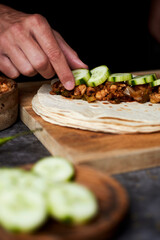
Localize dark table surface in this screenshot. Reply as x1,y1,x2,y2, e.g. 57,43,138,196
0,118,160,240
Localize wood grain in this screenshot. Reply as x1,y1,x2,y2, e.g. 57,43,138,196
0,165,129,240
19,70,160,174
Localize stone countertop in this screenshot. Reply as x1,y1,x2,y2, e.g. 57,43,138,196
0,119,160,240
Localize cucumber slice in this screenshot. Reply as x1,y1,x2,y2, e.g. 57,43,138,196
150,79,160,87
0,169,47,194
18,173,47,194
47,182,98,224
72,69,91,86
128,74,156,86
0,189,47,232
0,168,26,191
108,73,132,82
127,78,146,86
87,65,110,87
32,156,74,183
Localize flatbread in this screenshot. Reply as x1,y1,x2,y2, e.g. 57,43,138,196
32,80,160,134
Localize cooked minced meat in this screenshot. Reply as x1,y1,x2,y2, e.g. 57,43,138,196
149,86,160,103
0,79,12,93
50,80,158,104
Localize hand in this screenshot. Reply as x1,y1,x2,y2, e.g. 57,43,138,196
0,5,88,90
148,0,160,44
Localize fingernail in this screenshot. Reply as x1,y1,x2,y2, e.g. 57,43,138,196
64,80,75,90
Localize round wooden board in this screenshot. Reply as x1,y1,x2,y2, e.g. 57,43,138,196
0,165,129,240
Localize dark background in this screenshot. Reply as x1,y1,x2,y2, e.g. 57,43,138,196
1,3,160,239
1,0,159,79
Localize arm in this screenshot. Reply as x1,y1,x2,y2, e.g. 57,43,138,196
0,4,88,90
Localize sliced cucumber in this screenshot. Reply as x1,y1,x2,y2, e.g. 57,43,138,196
72,69,91,86
0,168,26,191
18,172,47,194
0,168,48,194
87,65,110,87
108,73,132,82
128,74,156,86
0,156,99,232
0,189,47,233
127,78,146,86
47,182,98,224
150,79,160,87
32,156,74,183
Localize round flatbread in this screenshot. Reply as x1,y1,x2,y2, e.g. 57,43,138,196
32,81,160,134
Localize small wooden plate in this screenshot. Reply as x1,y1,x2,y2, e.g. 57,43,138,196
0,77,18,131
0,165,129,240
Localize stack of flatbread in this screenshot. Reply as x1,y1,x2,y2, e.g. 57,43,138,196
32,79,160,134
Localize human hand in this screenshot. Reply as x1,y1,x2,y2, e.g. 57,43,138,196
0,5,87,90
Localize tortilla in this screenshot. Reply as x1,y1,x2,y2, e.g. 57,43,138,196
32,79,160,134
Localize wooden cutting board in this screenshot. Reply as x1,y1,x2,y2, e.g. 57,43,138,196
19,70,160,175
0,165,129,240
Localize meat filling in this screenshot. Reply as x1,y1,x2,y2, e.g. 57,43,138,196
0,78,12,94
150,86,160,103
50,80,159,104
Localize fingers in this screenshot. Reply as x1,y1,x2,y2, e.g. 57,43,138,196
4,43,37,77
1,20,55,79
16,36,55,79
0,55,20,79
0,12,87,90
29,14,76,90
53,30,88,70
